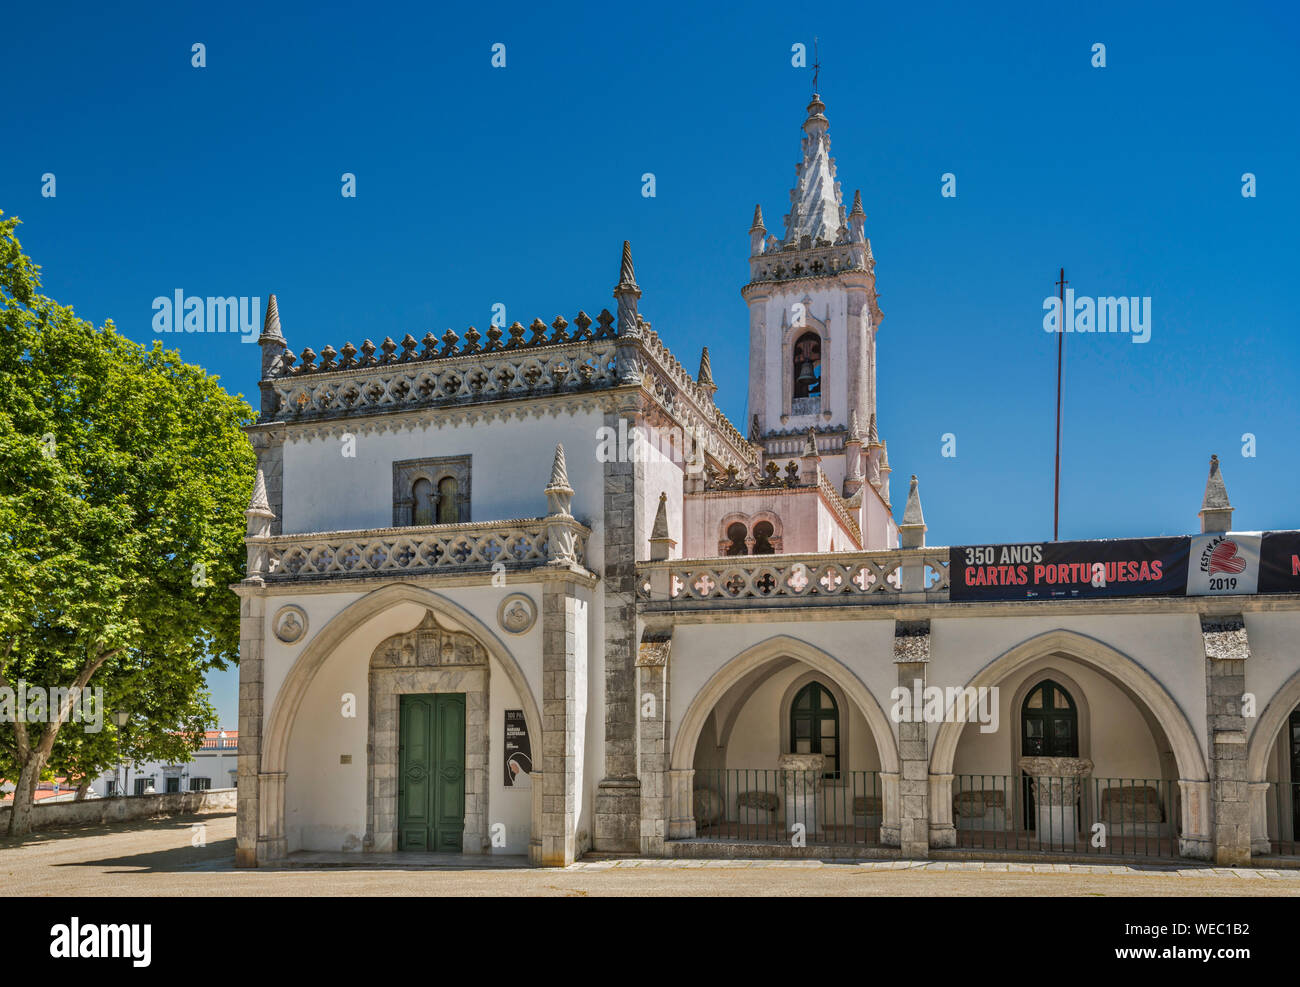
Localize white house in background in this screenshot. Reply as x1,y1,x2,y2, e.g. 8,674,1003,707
233,91,1300,871
92,730,238,797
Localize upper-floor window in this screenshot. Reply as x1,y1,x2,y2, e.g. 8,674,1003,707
393,456,472,526
724,521,748,556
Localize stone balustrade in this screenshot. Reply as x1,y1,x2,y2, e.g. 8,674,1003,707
636,548,950,607
248,517,590,582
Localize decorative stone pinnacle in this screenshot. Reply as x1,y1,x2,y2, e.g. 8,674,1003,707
750,204,766,232
616,240,639,292
879,440,890,470
697,346,715,392
867,412,880,446
1202,454,1231,510
847,409,862,442
247,466,272,516
544,443,574,519
902,474,926,527
651,492,670,540
261,294,282,338
850,190,865,218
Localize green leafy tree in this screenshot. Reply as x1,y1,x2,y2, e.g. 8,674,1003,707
0,213,255,834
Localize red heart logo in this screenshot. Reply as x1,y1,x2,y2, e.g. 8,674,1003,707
1208,540,1247,576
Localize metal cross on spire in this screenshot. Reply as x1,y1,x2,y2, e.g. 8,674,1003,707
812,36,820,93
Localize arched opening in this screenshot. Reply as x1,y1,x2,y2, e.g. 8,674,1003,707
670,636,900,849
792,331,821,401
724,521,748,556
411,478,435,526
436,476,459,524
752,520,776,555
1247,676,1300,857
930,630,1211,860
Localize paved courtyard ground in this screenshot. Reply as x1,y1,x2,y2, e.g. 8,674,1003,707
3,812,1298,896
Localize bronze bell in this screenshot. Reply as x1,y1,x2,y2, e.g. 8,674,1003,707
797,360,816,385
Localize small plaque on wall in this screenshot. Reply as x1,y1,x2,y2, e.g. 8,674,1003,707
504,709,532,789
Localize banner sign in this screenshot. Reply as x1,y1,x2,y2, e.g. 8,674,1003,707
503,709,532,789
949,537,1191,602
1187,533,1261,596
1260,531,1300,595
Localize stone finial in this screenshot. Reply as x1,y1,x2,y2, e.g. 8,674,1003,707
749,413,761,443
1199,454,1234,533
648,492,677,561
902,475,925,526
616,240,639,291
261,294,283,338
244,466,276,576
613,240,642,336
750,204,766,232
800,428,821,486
898,475,926,549
544,443,574,517
866,412,880,447
878,440,892,506
849,190,865,218
847,409,863,443
697,346,717,398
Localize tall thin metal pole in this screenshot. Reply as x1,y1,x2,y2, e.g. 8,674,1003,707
1054,268,1067,541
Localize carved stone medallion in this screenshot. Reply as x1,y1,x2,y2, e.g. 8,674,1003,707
272,605,309,644
497,594,537,635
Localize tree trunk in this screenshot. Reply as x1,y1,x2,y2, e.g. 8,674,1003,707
74,780,92,801
6,754,45,837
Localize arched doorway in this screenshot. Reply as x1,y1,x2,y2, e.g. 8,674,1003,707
1020,679,1079,830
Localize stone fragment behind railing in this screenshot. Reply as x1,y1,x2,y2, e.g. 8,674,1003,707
636,549,950,606
249,518,590,582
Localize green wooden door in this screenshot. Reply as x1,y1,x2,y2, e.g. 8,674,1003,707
398,693,466,851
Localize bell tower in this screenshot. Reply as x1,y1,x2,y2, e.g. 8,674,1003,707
742,93,883,498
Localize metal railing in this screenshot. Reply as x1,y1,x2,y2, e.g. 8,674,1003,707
691,769,883,846
952,774,1180,858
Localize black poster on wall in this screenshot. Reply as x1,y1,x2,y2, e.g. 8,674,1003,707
949,537,1191,602
1259,531,1300,594
503,709,532,789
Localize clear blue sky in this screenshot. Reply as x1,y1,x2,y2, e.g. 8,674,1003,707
5,1,1298,727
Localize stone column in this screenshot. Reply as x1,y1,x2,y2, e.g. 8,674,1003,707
1019,756,1093,847
893,619,932,857
539,574,586,867
928,773,956,848
636,631,671,855
780,752,825,838
1203,614,1251,865
1249,781,1272,856
233,585,266,868
667,769,696,839
594,403,643,851
256,771,287,863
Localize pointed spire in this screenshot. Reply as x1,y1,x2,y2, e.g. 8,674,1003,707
899,474,927,548
245,466,275,570
847,409,862,442
849,190,865,218
879,439,889,470
1201,454,1231,510
750,204,766,233
547,443,572,493
697,346,716,397
1199,454,1234,533
261,294,282,338
651,492,670,541
867,412,880,447
902,475,925,526
248,466,270,514
617,240,638,290
784,93,844,245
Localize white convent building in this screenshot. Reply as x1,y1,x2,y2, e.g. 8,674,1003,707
235,93,1300,869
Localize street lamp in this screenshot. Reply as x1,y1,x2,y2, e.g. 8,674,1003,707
112,710,129,797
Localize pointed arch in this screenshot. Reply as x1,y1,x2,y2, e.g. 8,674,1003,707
928,629,1207,783
262,582,541,775
1248,666,1300,782
671,634,899,775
